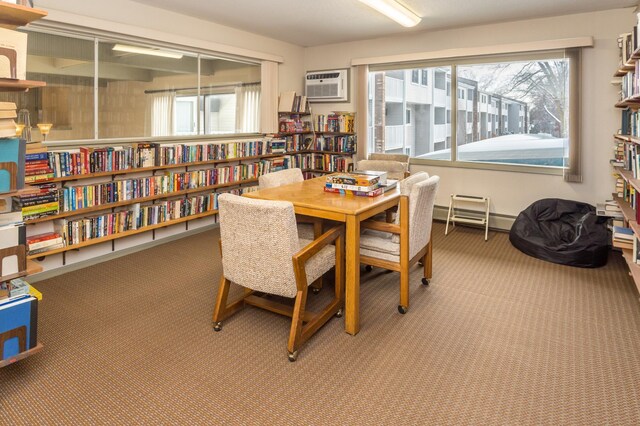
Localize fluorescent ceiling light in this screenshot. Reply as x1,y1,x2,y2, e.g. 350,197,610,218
112,44,183,59
359,0,421,27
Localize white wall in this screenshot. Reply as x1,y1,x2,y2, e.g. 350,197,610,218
304,8,633,217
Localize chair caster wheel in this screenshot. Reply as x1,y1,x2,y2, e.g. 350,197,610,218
335,308,343,318
422,278,430,286
398,305,408,314
288,351,298,362
312,287,321,295
213,322,223,331
365,265,373,272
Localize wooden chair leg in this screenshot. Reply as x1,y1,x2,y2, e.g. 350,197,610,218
287,288,308,360
399,269,409,314
212,276,231,324
424,240,433,280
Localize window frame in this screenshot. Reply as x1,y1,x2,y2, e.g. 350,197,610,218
20,26,264,147
368,49,578,176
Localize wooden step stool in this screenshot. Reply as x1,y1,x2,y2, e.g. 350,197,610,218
445,194,490,241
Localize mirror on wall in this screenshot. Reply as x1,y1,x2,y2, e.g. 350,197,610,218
0,30,262,142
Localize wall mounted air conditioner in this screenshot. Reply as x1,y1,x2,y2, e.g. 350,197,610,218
305,69,349,102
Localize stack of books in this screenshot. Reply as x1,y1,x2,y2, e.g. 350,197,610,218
14,183,59,221
24,150,54,183
596,200,624,220
324,171,386,197
613,225,634,250
0,102,17,138
25,232,64,255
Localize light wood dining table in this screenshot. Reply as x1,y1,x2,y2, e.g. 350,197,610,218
245,176,400,335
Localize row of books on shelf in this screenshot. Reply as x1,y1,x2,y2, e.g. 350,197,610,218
314,135,356,153
55,161,279,213
619,68,640,101
315,113,355,134
14,157,289,221
274,134,358,154
619,142,640,179
57,187,254,246
23,139,283,181
620,108,640,137
278,117,312,134
285,153,354,173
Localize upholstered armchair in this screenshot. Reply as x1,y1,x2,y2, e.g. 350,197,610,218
212,193,344,362
359,173,439,314
258,168,319,240
365,152,411,179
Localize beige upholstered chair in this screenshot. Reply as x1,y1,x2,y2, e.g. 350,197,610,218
258,168,305,189
369,152,410,163
366,153,411,179
356,159,407,181
359,173,439,314
212,193,344,362
258,168,318,241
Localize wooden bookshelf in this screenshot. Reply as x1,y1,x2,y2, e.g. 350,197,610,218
27,209,218,259
614,194,636,222
0,78,46,92
614,166,640,192
24,177,259,224
0,2,47,368
0,343,43,368
30,153,285,184
0,3,47,29
21,142,296,262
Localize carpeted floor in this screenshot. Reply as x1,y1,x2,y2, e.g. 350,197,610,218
1,222,640,425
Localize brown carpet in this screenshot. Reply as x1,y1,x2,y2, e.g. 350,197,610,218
1,223,640,425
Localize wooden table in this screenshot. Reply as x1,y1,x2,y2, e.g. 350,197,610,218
245,176,400,335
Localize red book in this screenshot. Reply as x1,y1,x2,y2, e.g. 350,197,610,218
26,232,61,244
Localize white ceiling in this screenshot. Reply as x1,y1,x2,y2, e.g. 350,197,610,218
132,0,637,47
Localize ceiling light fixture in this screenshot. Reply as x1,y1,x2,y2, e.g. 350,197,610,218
358,0,421,27
112,44,183,59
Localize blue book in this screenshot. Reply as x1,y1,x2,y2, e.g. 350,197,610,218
0,138,25,193
0,296,37,360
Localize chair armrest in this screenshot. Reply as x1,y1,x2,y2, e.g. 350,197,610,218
361,220,400,235
293,224,343,264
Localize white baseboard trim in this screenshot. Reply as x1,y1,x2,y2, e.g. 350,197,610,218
28,223,218,283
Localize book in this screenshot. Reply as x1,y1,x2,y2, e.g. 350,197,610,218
0,102,17,110
323,186,384,197
0,110,17,119
27,242,64,255
278,91,296,112
0,296,38,360
352,170,388,185
613,225,634,241
326,172,379,187
326,182,379,192
28,237,63,251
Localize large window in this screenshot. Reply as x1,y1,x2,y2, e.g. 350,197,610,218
368,67,452,160
367,50,577,171
0,30,261,142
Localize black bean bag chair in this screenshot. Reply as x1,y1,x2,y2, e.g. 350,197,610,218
509,199,609,268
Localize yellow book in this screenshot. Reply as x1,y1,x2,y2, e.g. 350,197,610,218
29,285,43,301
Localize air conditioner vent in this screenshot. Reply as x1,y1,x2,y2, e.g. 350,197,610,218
305,69,348,102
